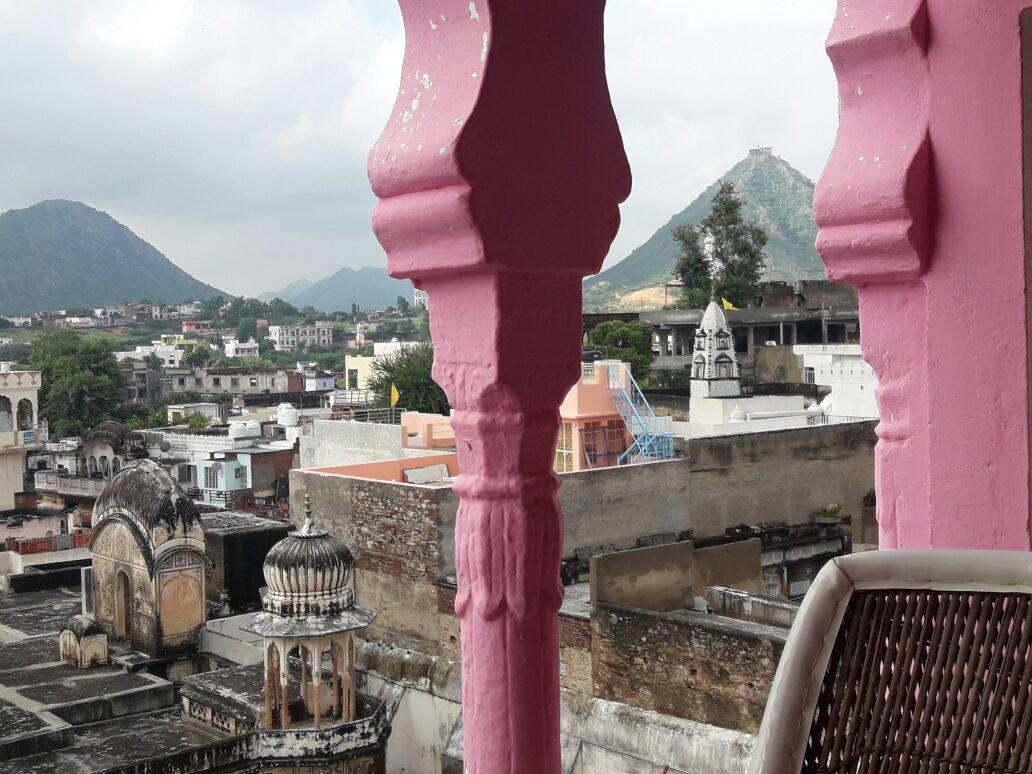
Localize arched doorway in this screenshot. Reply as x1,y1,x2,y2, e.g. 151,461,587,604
114,570,132,640
0,396,11,433
15,399,33,431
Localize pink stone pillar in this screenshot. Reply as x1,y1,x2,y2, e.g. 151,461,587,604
368,3,629,771
815,0,1032,550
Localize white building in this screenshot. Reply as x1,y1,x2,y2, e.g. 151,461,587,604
267,322,334,352
413,288,429,311
114,344,184,369
794,344,880,419
0,364,42,511
5,317,32,328
167,402,224,426
224,338,260,359
373,339,420,358
682,299,810,437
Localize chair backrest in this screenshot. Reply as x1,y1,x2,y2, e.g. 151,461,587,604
749,549,1032,773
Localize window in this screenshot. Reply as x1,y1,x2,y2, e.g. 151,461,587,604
178,377,186,386
692,356,706,379
212,377,221,387
555,422,574,473
194,378,202,387
804,367,816,384
347,370,359,389
204,467,218,489
230,377,239,388
250,377,259,388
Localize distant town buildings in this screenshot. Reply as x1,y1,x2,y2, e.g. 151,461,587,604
795,344,879,419
0,364,42,511
223,337,260,359
267,321,333,352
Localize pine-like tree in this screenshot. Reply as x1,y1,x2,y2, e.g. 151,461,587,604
672,180,767,309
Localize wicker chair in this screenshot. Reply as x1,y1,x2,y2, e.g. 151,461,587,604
749,549,1032,773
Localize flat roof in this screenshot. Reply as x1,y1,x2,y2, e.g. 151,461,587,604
199,511,290,536
640,307,859,326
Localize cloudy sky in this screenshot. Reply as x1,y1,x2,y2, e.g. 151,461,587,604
0,1,838,297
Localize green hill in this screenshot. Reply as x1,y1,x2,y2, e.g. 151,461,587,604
584,150,826,310
0,200,225,315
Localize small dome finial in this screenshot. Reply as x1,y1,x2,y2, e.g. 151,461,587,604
300,492,314,535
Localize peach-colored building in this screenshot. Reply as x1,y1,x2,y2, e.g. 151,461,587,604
401,412,456,450
555,362,631,472
400,362,635,473
312,452,459,484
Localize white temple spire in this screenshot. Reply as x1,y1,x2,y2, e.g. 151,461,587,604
690,297,741,398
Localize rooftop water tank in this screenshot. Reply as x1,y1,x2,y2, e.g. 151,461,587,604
277,403,299,427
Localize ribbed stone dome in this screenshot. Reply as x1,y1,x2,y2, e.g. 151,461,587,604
262,516,355,618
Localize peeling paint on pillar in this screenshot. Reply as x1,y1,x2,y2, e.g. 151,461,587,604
815,0,1032,550
368,1,630,771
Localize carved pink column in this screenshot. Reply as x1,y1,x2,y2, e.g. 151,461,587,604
816,0,1032,550
368,3,629,771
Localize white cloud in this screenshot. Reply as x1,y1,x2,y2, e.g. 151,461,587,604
0,1,837,295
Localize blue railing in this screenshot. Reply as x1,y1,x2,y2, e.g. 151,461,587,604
604,363,675,465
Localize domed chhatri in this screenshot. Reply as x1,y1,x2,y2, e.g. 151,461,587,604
263,517,355,618
243,496,375,731
243,497,374,639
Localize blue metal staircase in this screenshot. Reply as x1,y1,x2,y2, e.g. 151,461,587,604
604,362,675,465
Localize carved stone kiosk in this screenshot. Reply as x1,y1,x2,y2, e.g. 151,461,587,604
243,499,375,730
86,460,208,656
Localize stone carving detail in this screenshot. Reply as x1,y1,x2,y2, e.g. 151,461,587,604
369,2,630,770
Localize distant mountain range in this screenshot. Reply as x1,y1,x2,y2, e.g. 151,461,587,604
0,200,224,315
257,279,313,303
584,150,827,310
260,266,412,313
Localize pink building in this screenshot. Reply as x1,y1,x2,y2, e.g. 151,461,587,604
182,320,214,335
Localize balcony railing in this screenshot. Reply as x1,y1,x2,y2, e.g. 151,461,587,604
34,471,108,497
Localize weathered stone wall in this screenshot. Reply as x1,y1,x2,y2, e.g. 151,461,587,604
591,603,786,733
90,519,157,654
290,470,453,654
686,422,876,537
559,421,874,547
558,615,592,694
299,420,407,468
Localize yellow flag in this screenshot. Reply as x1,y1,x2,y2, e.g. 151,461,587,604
390,383,400,407
721,297,738,311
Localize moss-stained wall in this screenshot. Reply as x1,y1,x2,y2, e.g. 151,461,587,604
591,603,786,733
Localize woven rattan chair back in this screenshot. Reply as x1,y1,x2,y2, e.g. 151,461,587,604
749,550,1032,774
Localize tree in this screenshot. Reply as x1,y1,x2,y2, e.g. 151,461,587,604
588,321,655,380
144,353,162,371
396,296,410,313
29,331,125,437
182,343,214,369
236,317,258,341
185,413,209,430
368,341,449,414
673,180,767,309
